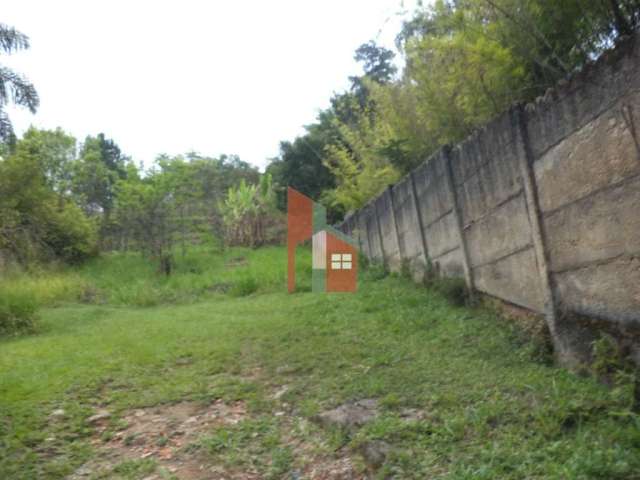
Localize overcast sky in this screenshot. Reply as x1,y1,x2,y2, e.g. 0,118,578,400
3,1,419,170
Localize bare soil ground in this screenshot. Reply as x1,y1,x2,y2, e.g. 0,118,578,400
68,397,363,480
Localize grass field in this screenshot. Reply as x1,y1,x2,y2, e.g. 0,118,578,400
1,246,639,479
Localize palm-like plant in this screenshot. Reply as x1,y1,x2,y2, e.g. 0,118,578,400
220,174,278,247
0,23,38,141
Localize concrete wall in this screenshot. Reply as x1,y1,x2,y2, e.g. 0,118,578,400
339,33,640,359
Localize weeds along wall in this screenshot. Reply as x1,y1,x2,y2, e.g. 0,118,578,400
339,33,640,365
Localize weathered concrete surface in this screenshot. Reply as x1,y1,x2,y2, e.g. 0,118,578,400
363,205,383,262
472,247,545,312
375,192,402,271
413,153,453,227
431,246,465,278
544,176,640,273
534,97,640,214
413,150,466,278
452,114,523,227
424,213,459,260
464,193,532,268
555,256,640,325
392,177,424,266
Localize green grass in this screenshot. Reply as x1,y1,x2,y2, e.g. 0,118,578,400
1,246,639,479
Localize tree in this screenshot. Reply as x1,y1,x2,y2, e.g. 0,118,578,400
0,131,96,265
321,98,401,212
0,23,38,142
72,133,129,216
267,111,338,217
349,41,398,106
18,127,76,195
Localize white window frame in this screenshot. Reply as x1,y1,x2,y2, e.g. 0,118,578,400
331,253,352,270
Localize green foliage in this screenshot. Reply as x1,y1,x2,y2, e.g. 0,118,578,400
0,284,38,335
219,173,282,247
42,200,98,264
109,153,260,271
0,22,39,142
230,276,259,297
266,119,338,218
321,98,401,212
0,130,98,265
428,276,471,307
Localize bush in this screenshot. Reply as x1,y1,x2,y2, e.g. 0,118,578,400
43,200,98,264
430,277,470,307
0,288,39,336
230,277,259,297
363,262,388,281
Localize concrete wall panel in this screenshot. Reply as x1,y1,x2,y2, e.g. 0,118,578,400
432,247,465,278
555,256,640,324
425,213,459,259
392,177,424,263
473,247,545,312
375,192,401,270
545,175,640,272
465,194,532,268
534,97,640,213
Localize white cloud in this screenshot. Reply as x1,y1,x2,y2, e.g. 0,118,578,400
3,0,419,169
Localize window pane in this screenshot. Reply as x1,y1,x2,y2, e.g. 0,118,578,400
331,253,341,262
342,262,352,270
331,262,342,270
342,254,352,261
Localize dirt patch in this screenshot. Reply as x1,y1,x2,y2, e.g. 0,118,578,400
68,398,364,480
69,400,248,480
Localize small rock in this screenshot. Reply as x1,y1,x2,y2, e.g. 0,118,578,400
313,399,378,432
45,436,56,442
50,408,65,419
399,408,425,421
359,440,391,470
273,385,289,400
87,410,111,424
276,364,298,375
274,411,285,417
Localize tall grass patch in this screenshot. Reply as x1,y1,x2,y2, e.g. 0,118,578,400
0,284,39,335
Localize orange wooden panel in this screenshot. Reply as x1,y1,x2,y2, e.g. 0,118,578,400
287,187,314,293
326,233,357,292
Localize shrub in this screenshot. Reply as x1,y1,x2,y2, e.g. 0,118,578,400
363,262,388,281
0,287,39,336
230,277,259,297
43,200,98,264
431,277,470,307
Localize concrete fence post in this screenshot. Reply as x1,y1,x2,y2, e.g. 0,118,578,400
354,216,365,257
373,198,388,268
513,106,559,332
409,170,429,264
442,147,474,290
365,218,373,259
387,186,403,263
